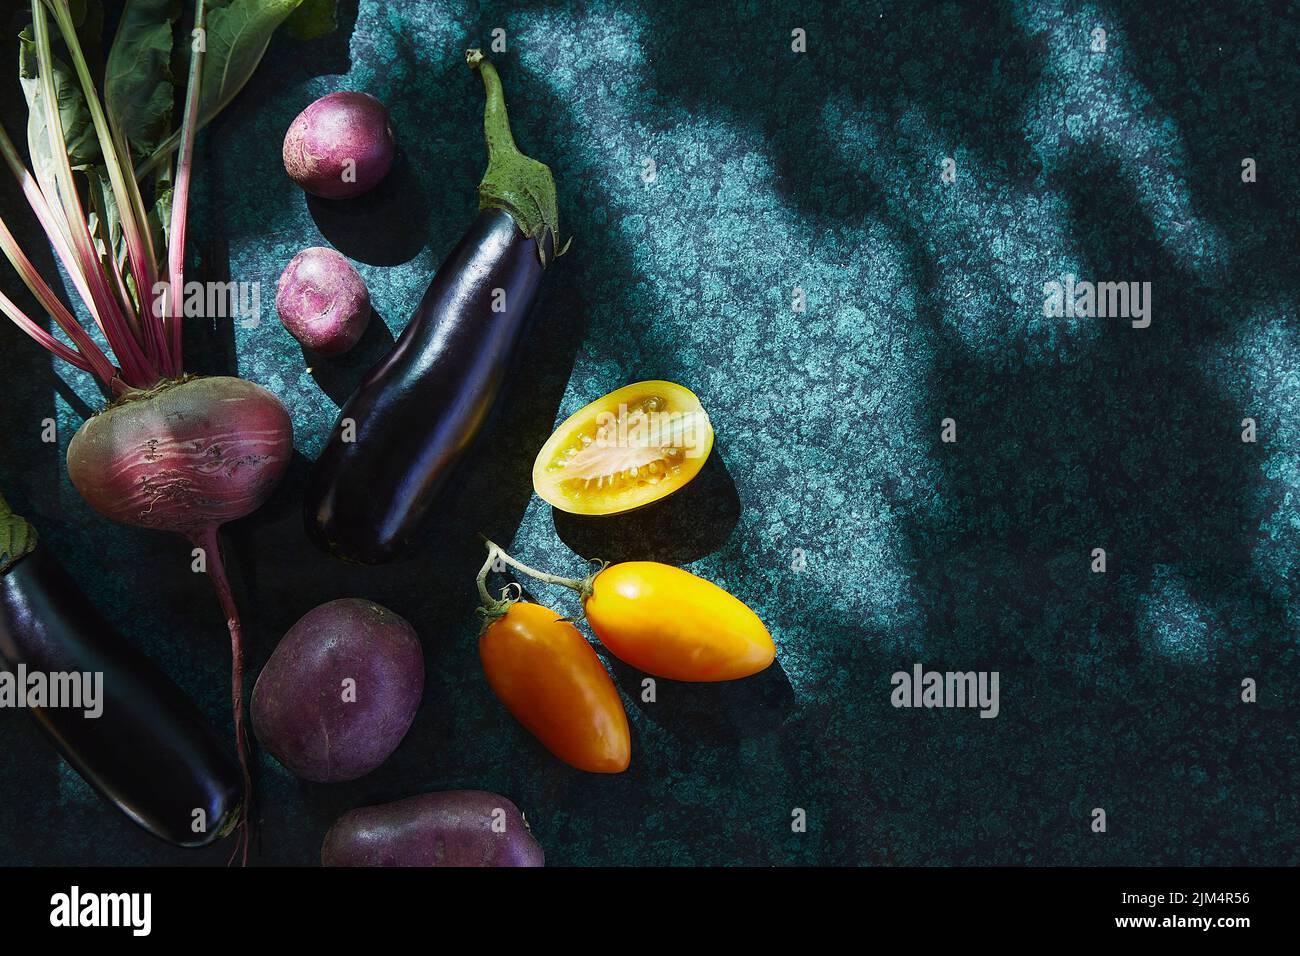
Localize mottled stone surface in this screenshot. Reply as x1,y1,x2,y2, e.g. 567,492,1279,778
0,1,1297,865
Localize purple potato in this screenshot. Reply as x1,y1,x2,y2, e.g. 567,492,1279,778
276,247,371,355
282,91,395,199
251,599,423,782
321,791,545,867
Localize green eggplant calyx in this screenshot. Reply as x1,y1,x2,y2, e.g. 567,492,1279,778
0,492,38,576
466,49,566,267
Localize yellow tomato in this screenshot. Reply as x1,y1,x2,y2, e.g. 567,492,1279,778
583,562,775,682
480,601,630,773
532,381,714,516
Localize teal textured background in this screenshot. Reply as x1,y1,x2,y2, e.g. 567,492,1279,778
1,0,1298,865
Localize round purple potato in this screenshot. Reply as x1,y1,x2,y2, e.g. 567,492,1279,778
251,599,423,783
321,791,544,867
282,91,395,199
275,247,371,355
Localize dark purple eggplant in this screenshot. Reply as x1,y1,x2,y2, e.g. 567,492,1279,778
305,50,565,564
0,492,241,847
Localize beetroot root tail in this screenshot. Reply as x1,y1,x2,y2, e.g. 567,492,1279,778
192,525,253,867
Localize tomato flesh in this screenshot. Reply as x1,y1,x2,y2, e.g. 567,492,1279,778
479,602,630,773
533,381,714,516
583,562,776,682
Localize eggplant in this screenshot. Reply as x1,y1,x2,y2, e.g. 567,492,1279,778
0,492,241,847
305,49,565,564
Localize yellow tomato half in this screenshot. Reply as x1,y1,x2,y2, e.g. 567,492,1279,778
532,381,714,516
583,562,775,682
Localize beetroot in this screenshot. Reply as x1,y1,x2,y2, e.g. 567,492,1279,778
275,247,371,355
321,791,545,867
251,599,423,782
66,376,293,861
282,92,395,199
66,377,293,536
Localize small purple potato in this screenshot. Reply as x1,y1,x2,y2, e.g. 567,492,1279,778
251,599,423,783
282,91,395,199
321,791,545,867
275,247,371,355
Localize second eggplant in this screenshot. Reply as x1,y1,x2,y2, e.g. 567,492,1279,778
0,491,241,848
305,50,564,563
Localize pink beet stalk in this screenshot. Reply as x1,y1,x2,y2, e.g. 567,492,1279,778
168,0,205,377
192,525,252,865
47,0,164,364
30,3,156,388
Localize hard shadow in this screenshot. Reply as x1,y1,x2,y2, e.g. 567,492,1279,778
287,0,362,79
570,0,1299,864
1089,0,1300,302
607,654,795,747
906,147,1289,668
184,238,239,375
305,150,433,266
552,448,742,565
303,308,396,406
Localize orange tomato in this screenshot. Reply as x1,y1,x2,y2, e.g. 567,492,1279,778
532,381,714,515
583,563,775,682
479,601,630,773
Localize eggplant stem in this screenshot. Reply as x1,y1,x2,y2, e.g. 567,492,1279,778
191,525,251,866
466,49,562,265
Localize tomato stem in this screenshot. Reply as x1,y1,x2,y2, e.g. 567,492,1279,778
480,538,586,592
475,549,496,605
475,545,527,623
